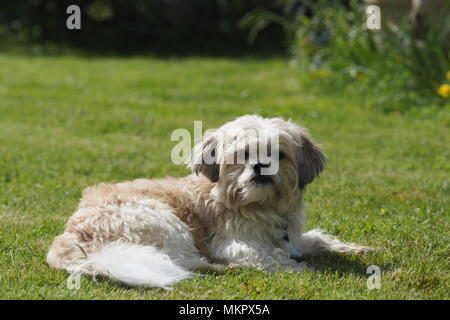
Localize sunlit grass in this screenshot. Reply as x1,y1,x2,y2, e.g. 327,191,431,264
0,54,448,299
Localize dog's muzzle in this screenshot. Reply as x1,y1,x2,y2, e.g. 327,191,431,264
251,162,273,185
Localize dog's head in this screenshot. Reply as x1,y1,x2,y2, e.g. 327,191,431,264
189,115,326,211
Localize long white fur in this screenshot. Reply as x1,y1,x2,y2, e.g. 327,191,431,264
67,200,215,288
76,242,193,289
296,229,371,254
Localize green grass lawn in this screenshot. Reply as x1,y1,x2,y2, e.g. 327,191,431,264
0,54,448,299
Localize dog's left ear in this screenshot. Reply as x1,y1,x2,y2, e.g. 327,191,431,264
189,135,220,183
297,133,327,189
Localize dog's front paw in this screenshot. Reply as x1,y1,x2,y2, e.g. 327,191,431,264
335,243,374,254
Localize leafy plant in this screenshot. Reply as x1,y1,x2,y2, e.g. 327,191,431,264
241,0,450,110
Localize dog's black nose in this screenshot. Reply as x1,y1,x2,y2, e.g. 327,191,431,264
252,162,270,175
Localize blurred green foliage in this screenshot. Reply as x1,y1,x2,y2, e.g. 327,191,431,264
242,0,450,110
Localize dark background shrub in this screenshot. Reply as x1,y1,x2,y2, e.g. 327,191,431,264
0,0,287,54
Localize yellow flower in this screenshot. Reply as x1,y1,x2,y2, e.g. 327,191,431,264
438,84,450,98
311,70,330,79
447,71,450,82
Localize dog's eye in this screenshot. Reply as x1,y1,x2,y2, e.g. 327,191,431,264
279,151,285,160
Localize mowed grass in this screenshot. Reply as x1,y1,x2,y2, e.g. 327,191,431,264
0,53,449,299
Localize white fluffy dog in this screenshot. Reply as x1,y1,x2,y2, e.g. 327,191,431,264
47,115,370,288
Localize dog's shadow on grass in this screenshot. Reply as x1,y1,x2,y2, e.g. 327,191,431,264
301,252,378,276
80,252,385,290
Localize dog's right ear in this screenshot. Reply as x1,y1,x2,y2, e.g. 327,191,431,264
189,135,220,183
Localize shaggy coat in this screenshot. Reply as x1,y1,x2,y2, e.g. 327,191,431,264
47,115,370,288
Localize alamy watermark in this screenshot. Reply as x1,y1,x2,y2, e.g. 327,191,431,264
171,121,281,176
366,5,381,30
66,272,81,290
65,4,382,31
367,265,382,290
66,5,81,30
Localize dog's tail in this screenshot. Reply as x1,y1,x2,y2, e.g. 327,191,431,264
76,242,193,289
47,235,194,289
